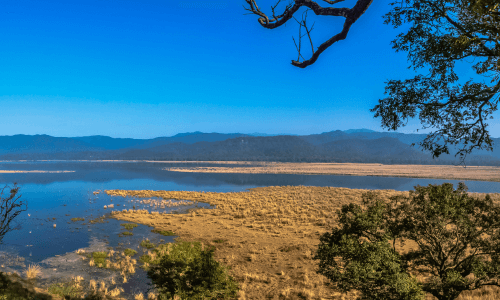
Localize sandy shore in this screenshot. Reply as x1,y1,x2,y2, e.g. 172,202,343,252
164,162,500,182
0,170,74,173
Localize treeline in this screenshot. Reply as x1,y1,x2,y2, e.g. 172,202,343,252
2,135,500,166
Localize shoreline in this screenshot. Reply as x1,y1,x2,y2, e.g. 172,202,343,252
3,160,500,182
163,162,500,183
0,170,75,173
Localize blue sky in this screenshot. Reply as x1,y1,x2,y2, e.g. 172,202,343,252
1,0,497,139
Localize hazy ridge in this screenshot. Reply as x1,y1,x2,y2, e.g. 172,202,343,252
1,129,499,166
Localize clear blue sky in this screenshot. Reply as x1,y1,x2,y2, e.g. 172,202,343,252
1,0,497,139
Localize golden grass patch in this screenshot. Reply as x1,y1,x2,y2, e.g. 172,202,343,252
103,185,500,299
164,162,500,182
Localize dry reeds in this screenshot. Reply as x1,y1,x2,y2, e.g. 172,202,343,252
24,263,42,280
104,185,500,300
163,162,500,183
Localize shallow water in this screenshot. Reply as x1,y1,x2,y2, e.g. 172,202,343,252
1,160,500,298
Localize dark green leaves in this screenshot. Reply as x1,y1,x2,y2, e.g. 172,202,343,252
313,182,500,300
374,0,500,166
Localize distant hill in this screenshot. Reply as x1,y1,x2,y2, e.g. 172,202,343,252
342,128,378,134
72,135,148,150
247,132,299,137
1,130,499,166
0,134,105,154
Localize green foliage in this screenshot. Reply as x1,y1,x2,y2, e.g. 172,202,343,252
118,231,133,237
92,251,108,268
146,240,239,300
48,281,83,299
123,248,137,257
313,182,500,300
151,229,176,236
70,217,85,222
371,0,500,166
140,254,152,264
140,239,156,249
120,223,138,230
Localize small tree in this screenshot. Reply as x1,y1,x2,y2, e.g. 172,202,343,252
313,182,500,300
0,183,27,245
146,240,240,299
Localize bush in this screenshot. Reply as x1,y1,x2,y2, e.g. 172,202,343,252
92,252,108,268
151,229,176,236
120,223,138,230
146,240,239,299
140,239,156,249
313,182,500,300
124,248,137,257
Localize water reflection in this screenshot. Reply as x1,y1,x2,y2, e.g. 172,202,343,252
1,161,500,193
1,161,500,298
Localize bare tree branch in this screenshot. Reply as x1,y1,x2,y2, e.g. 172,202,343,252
0,183,27,244
243,0,374,68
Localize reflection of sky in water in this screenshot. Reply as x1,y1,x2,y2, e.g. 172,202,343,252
1,161,500,297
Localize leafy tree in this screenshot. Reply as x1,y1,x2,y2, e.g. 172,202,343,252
146,240,239,299
0,183,27,244
372,0,500,166
313,182,500,300
245,0,500,166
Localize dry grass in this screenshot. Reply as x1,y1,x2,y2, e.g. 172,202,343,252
23,263,42,280
103,185,500,299
164,161,500,182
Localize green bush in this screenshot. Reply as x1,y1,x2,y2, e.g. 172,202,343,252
140,239,156,249
123,248,138,257
92,251,108,268
48,281,83,299
313,182,500,300
120,223,138,230
118,231,133,237
146,240,239,299
140,254,152,264
151,229,176,236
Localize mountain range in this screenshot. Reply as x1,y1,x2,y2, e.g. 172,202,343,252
1,129,499,166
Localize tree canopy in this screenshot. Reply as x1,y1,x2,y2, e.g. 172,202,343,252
373,0,500,166
313,182,500,300
244,0,500,166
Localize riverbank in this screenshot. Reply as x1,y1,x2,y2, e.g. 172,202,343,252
105,186,500,299
164,162,500,182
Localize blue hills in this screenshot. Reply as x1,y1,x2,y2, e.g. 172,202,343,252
0,129,499,166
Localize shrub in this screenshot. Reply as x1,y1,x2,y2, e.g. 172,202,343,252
146,240,239,299
140,254,152,264
48,280,84,299
151,229,176,236
124,248,138,257
313,182,500,300
120,223,138,230
92,252,108,268
118,231,134,237
140,239,156,249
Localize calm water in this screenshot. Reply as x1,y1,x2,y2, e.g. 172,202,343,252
1,160,500,298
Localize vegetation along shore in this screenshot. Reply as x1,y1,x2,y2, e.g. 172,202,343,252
3,184,500,299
